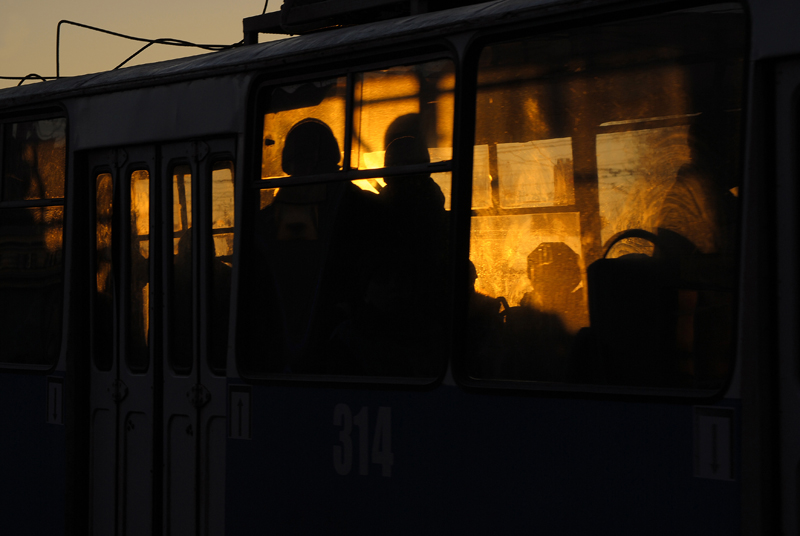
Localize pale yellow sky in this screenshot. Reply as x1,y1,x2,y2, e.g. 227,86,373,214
0,0,283,90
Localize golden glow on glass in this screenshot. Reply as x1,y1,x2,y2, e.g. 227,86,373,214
497,138,575,208
130,169,150,364
352,61,455,171
352,72,420,170
212,161,235,258
4,119,67,201
597,126,694,249
172,165,192,254
260,188,279,209
96,173,113,295
131,170,150,258
262,78,347,179
351,178,386,194
142,283,150,342
470,212,585,327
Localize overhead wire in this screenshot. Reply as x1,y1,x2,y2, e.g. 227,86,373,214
56,20,244,78
1,18,246,86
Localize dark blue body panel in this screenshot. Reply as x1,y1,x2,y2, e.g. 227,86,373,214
0,373,65,535
227,384,739,535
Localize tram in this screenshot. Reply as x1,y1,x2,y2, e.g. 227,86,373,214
0,0,795,533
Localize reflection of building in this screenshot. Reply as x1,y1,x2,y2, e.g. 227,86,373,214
496,137,575,208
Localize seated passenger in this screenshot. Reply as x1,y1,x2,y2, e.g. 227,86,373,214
498,243,578,381
520,242,587,334
466,260,506,378
654,117,738,386
586,117,738,387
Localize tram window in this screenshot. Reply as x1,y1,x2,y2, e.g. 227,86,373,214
0,117,66,367
170,164,193,374
240,58,454,380
94,172,113,371
128,169,150,373
466,4,745,390
208,160,234,375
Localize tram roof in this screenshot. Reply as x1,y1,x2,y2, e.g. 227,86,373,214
0,0,623,108
0,0,773,110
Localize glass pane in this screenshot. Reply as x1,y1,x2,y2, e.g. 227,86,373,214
261,77,347,179
468,5,745,389
0,207,64,365
3,119,66,201
351,60,454,172
212,161,235,258
170,165,193,374
94,173,114,371
245,60,456,379
472,145,492,210
209,161,235,375
496,138,574,208
128,169,150,372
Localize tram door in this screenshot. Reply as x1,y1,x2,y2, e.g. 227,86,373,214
88,139,235,535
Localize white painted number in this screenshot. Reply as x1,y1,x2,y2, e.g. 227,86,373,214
333,404,393,477
333,403,353,476
372,406,394,477
353,407,370,475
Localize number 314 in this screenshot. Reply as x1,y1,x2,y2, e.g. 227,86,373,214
333,404,394,477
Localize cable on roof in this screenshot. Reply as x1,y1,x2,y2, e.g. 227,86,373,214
0,74,53,86
56,20,244,78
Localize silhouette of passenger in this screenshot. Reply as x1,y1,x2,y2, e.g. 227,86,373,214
653,116,738,385
246,118,383,374
327,115,450,377
248,119,342,373
520,242,587,334
472,243,580,381
268,118,340,240
379,114,447,255
466,260,506,377
657,116,738,274
584,116,739,387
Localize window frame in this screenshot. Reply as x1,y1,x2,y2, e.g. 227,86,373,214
237,46,459,387
0,110,68,372
450,3,749,400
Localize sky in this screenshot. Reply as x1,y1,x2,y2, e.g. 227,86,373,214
0,0,283,90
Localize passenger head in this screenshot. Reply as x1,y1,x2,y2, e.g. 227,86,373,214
383,114,430,181
468,260,478,292
282,119,341,176
384,136,430,168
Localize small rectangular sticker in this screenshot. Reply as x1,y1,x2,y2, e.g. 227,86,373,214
229,385,251,440
47,376,64,425
694,406,734,480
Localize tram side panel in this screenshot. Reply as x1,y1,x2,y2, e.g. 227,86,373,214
0,374,66,534
224,2,746,533
224,386,740,534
